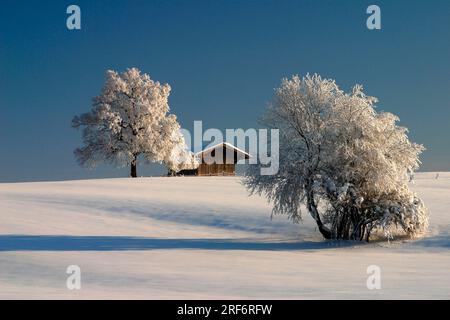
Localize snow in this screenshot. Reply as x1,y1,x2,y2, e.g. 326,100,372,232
196,142,252,158
0,173,449,299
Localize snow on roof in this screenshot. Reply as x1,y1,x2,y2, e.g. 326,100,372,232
195,142,251,158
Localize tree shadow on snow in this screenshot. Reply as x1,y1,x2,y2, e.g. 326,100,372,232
409,234,450,248
0,235,358,252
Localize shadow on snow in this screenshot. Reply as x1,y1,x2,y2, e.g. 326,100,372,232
0,235,357,252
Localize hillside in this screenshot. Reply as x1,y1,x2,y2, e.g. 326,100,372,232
0,173,449,299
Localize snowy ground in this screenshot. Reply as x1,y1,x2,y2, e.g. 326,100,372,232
0,173,449,299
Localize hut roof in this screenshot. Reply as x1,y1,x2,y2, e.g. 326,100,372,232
195,142,251,159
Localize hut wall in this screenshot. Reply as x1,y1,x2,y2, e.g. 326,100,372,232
197,163,235,176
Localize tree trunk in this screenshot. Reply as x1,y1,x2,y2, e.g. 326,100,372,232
306,189,332,239
130,155,137,178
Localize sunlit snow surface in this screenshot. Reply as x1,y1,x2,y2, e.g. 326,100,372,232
0,173,448,299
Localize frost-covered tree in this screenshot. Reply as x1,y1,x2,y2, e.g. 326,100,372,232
72,68,183,177
244,74,428,241
165,129,199,175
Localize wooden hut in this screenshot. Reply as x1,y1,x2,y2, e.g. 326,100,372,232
178,142,250,176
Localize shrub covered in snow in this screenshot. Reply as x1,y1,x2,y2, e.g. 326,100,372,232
165,129,199,175
244,74,428,241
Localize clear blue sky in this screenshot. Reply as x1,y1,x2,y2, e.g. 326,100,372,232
1,0,449,182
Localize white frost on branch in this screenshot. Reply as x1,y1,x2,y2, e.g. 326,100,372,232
164,129,199,173
72,68,186,176
244,74,428,241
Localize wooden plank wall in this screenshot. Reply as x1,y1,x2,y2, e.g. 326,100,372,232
197,163,235,176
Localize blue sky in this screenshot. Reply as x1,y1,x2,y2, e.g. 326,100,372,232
0,0,449,182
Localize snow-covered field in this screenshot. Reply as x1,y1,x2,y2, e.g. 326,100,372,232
0,173,449,299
